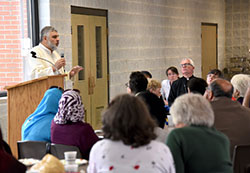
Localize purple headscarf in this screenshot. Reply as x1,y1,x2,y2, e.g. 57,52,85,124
54,90,85,124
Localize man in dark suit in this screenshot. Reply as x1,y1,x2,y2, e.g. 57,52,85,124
127,71,167,128
168,58,197,106
207,78,250,157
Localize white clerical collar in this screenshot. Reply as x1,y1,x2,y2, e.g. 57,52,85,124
135,92,141,97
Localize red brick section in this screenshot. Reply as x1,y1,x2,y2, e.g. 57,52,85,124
0,0,28,91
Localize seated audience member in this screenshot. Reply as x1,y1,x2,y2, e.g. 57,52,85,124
230,74,250,105
0,126,12,155
88,94,175,173
206,69,223,85
147,79,162,98
187,77,208,95
141,70,152,79
128,71,167,128
0,128,26,173
166,93,232,173
22,86,63,142
51,89,99,160
161,66,179,105
206,79,250,157
147,80,170,142
243,86,250,108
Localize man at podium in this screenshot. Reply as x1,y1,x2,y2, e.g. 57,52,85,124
25,26,83,80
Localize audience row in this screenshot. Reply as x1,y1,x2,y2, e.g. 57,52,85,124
1,57,250,173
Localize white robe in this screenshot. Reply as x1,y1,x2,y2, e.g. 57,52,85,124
25,43,65,81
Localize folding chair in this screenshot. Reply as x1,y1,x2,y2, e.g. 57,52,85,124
17,141,50,160
50,143,82,159
233,144,250,173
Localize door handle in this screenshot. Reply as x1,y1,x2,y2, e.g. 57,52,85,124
90,76,95,95
91,76,95,88
88,76,91,95
84,108,87,122
88,76,95,95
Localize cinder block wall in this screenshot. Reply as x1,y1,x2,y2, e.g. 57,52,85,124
0,97,7,141
225,0,250,79
40,0,225,99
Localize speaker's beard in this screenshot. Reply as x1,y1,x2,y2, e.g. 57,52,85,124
48,40,57,51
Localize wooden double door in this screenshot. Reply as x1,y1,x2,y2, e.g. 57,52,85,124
71,14,108,129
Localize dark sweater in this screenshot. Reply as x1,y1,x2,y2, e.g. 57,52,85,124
51,121,99,160
166,125,233,173
137,91,167,128
168,76,197,106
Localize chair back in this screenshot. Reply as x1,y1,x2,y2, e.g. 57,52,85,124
17,141,50,159
233,144,250,173
50,143,82,159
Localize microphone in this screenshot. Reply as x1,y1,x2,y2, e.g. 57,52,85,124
30,51,60,75
60,53,65,73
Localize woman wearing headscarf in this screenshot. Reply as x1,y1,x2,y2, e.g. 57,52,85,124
51,89,99,160
21,87,63,142
0,128,26,173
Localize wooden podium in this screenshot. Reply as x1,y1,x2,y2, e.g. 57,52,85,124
4,74,66,158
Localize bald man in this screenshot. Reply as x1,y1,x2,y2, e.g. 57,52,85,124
206,79,250,158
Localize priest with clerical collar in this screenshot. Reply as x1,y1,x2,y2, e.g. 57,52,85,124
168,58,197,106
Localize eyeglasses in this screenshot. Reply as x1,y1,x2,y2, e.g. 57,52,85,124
49,86,64,92
125,82,129,88
180,63,193,68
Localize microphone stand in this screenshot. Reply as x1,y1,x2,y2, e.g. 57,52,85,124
31,52,61,75
35,57,60,75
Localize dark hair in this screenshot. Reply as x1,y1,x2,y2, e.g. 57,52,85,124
102,94,156,147
129,71,148,94
188,77,208,95
210,80,233,98
49,85,64,92
166,66,179,76
141,71,152,78
207,69,223,78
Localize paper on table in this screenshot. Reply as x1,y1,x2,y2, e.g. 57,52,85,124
60,159,88,165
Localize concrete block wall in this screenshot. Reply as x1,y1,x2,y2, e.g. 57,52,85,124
0,97,7,141
225,0,250,78
40,0,225,99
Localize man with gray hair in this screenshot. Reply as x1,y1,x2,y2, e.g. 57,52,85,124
230,74,250,106
206,78,250,157
167,93,232,173
168,58,197,106
26,26,83,80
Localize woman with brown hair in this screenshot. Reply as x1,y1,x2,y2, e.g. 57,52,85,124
87,94,175,173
